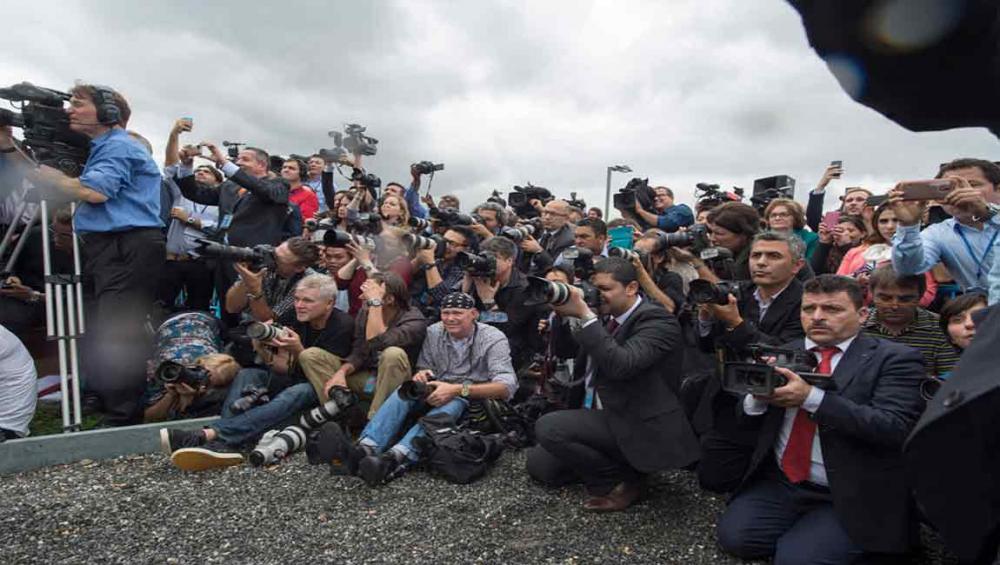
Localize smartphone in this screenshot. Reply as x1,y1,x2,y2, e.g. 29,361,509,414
830,160,843,178
821,210,841,230
181,116,193,131
866,194,888,207
897,179,955,201
608,226,635,250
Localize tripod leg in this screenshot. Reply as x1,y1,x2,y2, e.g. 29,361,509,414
66,282,83,430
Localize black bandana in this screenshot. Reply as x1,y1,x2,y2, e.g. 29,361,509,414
441,292,476,310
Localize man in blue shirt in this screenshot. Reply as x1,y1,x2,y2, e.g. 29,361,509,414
628,185,694,233
2,83,165,425
890,158,1000,294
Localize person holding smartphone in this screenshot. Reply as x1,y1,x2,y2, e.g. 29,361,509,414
890,158,1000,293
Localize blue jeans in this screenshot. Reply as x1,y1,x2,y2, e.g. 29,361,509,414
212,368,318,446
359,388,467,461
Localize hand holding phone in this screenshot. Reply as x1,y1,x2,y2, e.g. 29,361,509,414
830,160,843,178
895,179,956,201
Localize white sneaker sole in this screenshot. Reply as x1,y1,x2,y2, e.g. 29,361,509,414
159,428,172,455
171,447,244,472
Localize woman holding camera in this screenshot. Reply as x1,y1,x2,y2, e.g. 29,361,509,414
335,227,413,316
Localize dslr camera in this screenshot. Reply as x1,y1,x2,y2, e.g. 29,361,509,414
722,345,836,396
246,321,288,342
155,360,211,388
613,177,655,211
197,239,275,271
0,82,90,176
311,227,377,249
523,276,602,309
455,250,497,278
689,278,744,305
412,160,444,175
560,246,596,280
430,207,475,227
650,223,712,254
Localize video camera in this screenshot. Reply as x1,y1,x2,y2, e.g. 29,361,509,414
412,160,444,175
695,182,745,208
749,175,795,214
455,250,497,278
508,184,553,218
565,191,586,210
322,123,378,158
155,360,211,388
523,276,602,309
196,239,276,271
613,177,655,211
0,82,90,177
487,190,507,207
722,344,837,396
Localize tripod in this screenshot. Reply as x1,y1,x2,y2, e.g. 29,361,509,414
1,194,85,431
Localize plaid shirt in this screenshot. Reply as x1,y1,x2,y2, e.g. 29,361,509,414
416,322,517,400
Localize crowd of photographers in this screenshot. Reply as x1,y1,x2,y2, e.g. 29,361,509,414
2,83,1000,563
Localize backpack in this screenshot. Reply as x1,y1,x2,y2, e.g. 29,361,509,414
413,412,506,484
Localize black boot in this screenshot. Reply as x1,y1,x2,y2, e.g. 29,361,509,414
358,450,404,486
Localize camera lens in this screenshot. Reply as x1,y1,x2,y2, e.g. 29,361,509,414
247,322,281,342
399,381,429,402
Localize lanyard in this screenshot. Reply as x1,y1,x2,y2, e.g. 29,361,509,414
956,224,1000,280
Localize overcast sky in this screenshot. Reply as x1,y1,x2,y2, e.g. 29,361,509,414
2,0,997,214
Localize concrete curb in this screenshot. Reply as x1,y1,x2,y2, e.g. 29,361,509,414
0,417,218,475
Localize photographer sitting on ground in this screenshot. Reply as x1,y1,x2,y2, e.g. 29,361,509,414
225,236,319,323
161,273,354,471
143,354,240,423
525,257,699,511
463,236,545,372
332,292,516,486
0,325,36,441
695,231,807,493
297,272,427,419
629,185,695,233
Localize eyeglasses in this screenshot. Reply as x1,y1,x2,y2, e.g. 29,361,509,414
444,239,467,248
768,212,792,219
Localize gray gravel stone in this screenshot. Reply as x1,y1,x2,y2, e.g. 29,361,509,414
0,451,947,564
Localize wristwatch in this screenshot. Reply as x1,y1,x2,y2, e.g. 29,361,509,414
460,381,471,398
185,217,197,226
366,298,383,308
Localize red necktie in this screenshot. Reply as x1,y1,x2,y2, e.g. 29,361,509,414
605,318,620,334
780,346,838,483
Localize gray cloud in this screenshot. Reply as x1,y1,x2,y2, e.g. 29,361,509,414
2,0,996,213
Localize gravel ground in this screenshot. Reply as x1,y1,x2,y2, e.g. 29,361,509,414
1,451,950,564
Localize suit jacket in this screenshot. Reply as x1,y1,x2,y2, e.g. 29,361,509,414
529,223,575,273
177,170,289,248
574,299,700,472
738,334,925,553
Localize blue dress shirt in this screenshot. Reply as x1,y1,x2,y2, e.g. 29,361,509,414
892,216,1000,292
74,128,163,234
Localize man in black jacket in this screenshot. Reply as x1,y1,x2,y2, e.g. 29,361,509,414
175,142,292,313
520,199,576,274
526,257,699,511
715,275,924,562
694,231,807,493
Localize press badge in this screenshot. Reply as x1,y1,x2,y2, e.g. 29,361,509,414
364,375,376,395
219,214,233,230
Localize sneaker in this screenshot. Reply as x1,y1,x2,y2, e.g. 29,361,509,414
344,444,373,476
159,428,206,455
170,440,244,472
358,451,402,486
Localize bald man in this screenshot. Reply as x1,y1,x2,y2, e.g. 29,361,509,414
520,199,576,274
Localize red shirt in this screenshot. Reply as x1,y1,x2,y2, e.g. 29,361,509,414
289,185,319,221
335,256,413,316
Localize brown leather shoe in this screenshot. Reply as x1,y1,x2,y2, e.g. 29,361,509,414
582,481,640,512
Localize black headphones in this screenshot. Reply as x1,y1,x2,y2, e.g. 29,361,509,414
90,85,123,125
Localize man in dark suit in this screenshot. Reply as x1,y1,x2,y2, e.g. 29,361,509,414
525,256,700,511
520,199,576,274
174,142,291,322
716,274,925,563
694,231,807,492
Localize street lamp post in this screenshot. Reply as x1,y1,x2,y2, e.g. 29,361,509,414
604,164,632,219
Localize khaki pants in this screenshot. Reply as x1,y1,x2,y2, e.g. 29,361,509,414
298,346,413,419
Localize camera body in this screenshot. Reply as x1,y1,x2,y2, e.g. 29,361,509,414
431,207,474,227
560,246,595,281
722,345,834,396
155,360,211,389
0,82,91,177
311,227,377,249
654,223,712,254
398,380,430,402
565,191,586,210
324,123,378,157
455,250,497,278
412,160,444,175
613,177,655,212
689,278,744,306
196,239,276,271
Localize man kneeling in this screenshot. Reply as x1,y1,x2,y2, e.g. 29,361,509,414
338,292,516,486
